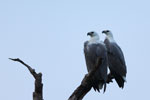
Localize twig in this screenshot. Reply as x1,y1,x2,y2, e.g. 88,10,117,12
9,58,43,100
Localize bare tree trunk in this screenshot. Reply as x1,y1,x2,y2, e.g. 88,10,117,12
9,58,43,100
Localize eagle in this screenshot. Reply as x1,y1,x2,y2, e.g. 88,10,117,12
102,30,127,88
84,31,108,92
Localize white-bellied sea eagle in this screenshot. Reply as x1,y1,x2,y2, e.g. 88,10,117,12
84,31,108,92
102,30,127,88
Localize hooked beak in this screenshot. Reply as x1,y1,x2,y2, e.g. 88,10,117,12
87,32,91,36
102,30,107,34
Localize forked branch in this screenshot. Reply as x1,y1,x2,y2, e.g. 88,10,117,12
9,58,43,100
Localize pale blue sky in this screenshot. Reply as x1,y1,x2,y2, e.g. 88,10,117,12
0,0,150,100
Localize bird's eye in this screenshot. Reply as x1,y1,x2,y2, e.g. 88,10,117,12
91,32,94,34
106,30,109,32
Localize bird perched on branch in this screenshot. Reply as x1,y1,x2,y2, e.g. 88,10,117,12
102,30,127,88
84,31,108,92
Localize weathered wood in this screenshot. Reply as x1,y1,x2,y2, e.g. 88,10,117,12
9,58,43,100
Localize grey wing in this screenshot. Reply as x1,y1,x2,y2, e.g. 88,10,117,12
109,43,127,75
95,44,108,81
96,44,108,92
84,41,93,72
84,43,108,92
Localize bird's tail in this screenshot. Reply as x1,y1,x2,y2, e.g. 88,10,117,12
93,80,106,93
103,83,106,93
114,74,126,88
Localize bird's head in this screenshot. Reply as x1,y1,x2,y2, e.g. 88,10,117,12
87,31,99,42
102,30,113,38
87,31,99,37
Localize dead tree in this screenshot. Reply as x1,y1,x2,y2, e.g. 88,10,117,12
9,58,43,100
9,58,112,100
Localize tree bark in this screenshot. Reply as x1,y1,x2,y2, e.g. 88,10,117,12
9,58,43,100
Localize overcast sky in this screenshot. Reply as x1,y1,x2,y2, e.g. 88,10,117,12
0,0,150,100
